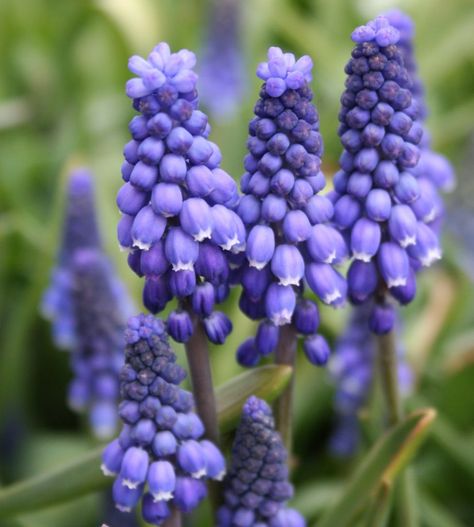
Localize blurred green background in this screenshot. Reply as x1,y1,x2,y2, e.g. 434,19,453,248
0,0,473,526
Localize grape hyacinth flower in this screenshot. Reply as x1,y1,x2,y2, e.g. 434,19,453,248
217,396,305,527
42,169,102,349
117,41,245,346
384,9,455,224
328,305,412,456
200,0,245,119
42,170,132,438
336,16,444,333
102,314,225,525
236,46,347,367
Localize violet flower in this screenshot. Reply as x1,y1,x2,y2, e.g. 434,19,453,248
102,314,225,525
236,46,347,367
200,0,245,119
217,396,305,527
384,9,455,224
42,169,132,438
336,16,443,333
117,42,245,345
328,304,412,456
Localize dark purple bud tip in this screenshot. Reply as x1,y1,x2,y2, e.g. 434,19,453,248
303,334,330,366
236,338,261,367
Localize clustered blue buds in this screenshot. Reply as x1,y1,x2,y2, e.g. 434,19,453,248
117,42,245,344
236,47,347,366
328,305,412,456
217,396,305,527
200,0,245,119
336,16,443,333
42,170,132,438
102,314,226,524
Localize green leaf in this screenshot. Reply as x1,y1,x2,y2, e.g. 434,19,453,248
217,364,292,434
317,408,436,527
0,365,291,518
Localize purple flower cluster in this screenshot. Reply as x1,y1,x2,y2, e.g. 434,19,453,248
102,314,225,524
328,305,412,456
336,16,443,333
42,170,132,438
385,10,455,219
42,169,102,349
200,0,245,119
117,42,245,344
217,396,305,527
236,47,347,366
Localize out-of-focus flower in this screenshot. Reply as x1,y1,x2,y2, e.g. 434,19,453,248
336,16,444,333
200,0,245,119
217,396,305,526
117,42,245,345
385,9,455,209
42,169,132,438
236,46,347,366
328,305,412,456
102,314,225,524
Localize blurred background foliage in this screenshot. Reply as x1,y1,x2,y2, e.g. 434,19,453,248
0,0,473,525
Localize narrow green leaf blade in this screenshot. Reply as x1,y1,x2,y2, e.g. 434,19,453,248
0,365,292,518
317,408,436,527
217,364,292,434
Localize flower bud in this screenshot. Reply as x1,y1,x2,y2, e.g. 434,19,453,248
147,460,176,501
140,241,169,276
303,334,330,366
116,183,149,216
388,204,417,247
247,225,275,270
195,242,229,285
407,222,441,267
351,218,381,261
191,282,215,317
377,242,409,287
365,189,391,221
308,224,348,264
131,206,167,250
159,154,187,183
200,439,226,480
347,260,378,304
101,438,125,476
203,311,232,344
282,210,312,242
265,284,296,326
255,320,280,356
165,227,199,271
169,269,196,297
236,338,261,367
293,299,320,335
151,183,183,217
180,198,213,241
271,244,305,286
306,263,347,306
211,205,246,253
178,440,207,478
130,161,159,190
167,310,193,343
120,446,149,489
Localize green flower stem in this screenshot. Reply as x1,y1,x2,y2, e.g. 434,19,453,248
184,313,221,515
274,324,297,453
184,313,220,446
376,330,418,527
376,331,402,426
